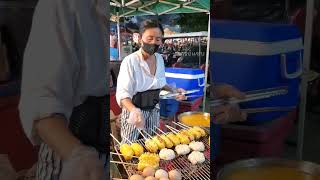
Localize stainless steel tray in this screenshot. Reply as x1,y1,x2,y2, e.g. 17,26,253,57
217,158,320,180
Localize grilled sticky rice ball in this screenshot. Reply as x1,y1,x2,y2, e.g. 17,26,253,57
145,139,159,153
187,128,201,139
152,136,166,150
120,144,134,161
192,126,206,137
175,144,191,155
160,135,174,148
139,152,160,163
177,132,190,144
129,174,144,180
145,176,157,180
188,151,205,165
180,129,195,141
131,143,144,157
155,169,169,179
169,170,182,180
167,133,180,146
159,148,176,160
138,153,160,171
137,160,159,171
189,141,205,151
142,167,156,177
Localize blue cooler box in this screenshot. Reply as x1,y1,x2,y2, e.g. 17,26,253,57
160,98,179,117
211,20,303,124
165,68,205,101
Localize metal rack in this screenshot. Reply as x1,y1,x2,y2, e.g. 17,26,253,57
113,133,211,180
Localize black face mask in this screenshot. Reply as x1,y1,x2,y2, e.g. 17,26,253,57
142,41,160,55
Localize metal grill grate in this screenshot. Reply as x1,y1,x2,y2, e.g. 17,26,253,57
114,133,211,180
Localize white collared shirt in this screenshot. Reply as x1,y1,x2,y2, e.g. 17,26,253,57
19,0,108,144
116,49,167,106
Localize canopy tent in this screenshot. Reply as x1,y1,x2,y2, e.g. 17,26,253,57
110,0,209,18
164,31,208,38
110,0,210,111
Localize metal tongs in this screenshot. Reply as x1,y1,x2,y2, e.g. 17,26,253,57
160,89,200,99
243,106,296,114
211,86,289,107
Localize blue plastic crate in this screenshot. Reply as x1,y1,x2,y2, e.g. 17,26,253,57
160,98,179,117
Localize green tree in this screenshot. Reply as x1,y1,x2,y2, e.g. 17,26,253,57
176,13,209,32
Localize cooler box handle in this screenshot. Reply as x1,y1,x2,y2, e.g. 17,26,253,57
281,52,303,79
198,77,205,87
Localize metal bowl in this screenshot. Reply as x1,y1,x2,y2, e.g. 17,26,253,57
217,158,320,180
178,111,210,128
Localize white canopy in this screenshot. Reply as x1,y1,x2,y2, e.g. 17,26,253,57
164,31,208,38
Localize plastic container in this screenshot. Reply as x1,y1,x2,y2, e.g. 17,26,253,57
211,20,303,123
165,68,205,101
159,98,179,117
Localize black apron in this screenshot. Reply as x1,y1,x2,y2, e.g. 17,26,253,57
132,89,160,110
68,95,109,154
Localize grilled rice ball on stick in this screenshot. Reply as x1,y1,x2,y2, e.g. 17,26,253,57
167,133,180,146
131,143,144,157
120,144,134,161
145,139,159,153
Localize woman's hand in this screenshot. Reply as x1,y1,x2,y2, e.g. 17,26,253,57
213,84,245,99
175,88,187,101
213,104,247,124
60,145,104,180
212,84,247,124
36,117,104,180
128,108,145,129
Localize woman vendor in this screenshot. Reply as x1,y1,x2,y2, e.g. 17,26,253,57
116,19,186,143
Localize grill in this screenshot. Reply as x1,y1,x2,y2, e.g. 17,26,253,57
112,129,211,180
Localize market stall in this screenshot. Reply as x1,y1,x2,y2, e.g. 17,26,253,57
109,1,210,179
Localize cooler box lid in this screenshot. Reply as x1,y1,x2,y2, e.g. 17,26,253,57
211,20,303,55
165,68,204,79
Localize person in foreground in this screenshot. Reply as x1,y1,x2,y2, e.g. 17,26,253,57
19,0,108,179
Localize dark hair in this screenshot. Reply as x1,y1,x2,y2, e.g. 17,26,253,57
139,19,164,36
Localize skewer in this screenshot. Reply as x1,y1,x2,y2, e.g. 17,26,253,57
166,125,181,133
110,133,121,145
154,126,167,134
122,136,133,144
142,129,153,139
110,152,138,159
176,122,191,129
150,128,162,137
173,122,189,129
110,161,138,166
137,129,148,141
165,125,179,134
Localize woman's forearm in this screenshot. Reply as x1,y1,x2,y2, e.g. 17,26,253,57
35,116,81,160
162,85,174,92
121,98,136,112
